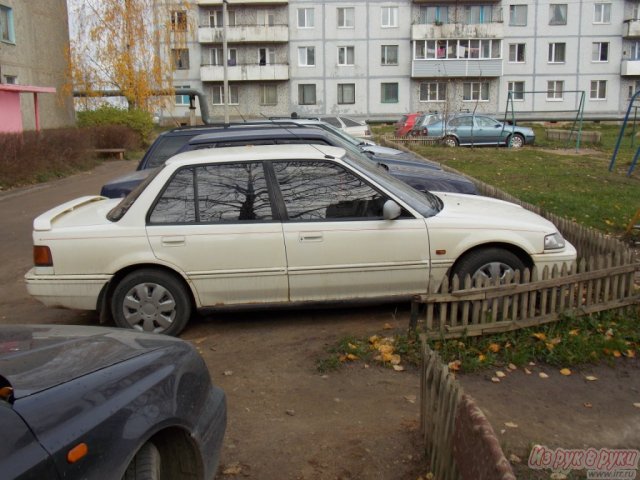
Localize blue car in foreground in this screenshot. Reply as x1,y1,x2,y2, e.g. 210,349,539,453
423,114,535,148
0,325,226,480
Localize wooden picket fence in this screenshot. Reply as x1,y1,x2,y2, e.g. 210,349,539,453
414,254,639,339
384,135,443,146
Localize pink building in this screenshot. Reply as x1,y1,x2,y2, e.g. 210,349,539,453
0,84,56,133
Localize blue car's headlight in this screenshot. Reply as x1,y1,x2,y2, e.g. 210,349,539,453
544,232,566,250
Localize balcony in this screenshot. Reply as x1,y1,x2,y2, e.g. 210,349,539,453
622,59,640,76
200,63,289,81
198,0,287,5
412,22,503,40
198,24,288,43
412,59,502,78
624,19,640,38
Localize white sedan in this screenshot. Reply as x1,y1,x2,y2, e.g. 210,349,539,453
26,145,576,336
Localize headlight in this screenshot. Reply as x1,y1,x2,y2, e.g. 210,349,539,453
544,232,566,250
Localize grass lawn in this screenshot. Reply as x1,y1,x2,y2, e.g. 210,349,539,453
373,122,640,237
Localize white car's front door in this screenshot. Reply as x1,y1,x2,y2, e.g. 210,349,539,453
146,162,288,306
271,160,430,302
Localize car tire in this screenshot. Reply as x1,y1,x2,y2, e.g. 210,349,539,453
451,248,527,285
111,269,192,336
123,442,161,480
443,136,458,147
508,134,525,148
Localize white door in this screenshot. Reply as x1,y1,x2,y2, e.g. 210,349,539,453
146,162,288,306
271,160,430,301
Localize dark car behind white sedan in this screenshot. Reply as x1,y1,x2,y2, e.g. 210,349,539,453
0,325,226,479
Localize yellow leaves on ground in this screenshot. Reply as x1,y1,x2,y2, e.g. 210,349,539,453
569,329,580,336
448,360,461,372
488,343,501,353
369,335,403,369
559,368,572,376
531,332,547,341
585,375,598,381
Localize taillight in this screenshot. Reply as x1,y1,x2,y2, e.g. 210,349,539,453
33,246,53,266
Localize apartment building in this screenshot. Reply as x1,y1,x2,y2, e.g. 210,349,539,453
0,0,75,130
164,0,640,122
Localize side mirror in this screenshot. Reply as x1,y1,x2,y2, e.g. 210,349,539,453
383,200,402,220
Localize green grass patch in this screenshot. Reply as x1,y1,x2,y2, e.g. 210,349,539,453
316,311,639,374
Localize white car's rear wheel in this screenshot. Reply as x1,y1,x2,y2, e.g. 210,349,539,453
112,269,191,336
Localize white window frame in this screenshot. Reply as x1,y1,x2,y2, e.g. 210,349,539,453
337,83,356,104
592,42,609,62
509,5,527,26
209,9,235,27
628,80,640,99
507,81,525,101
590,80,607,100
414,39,501,60
593,3,611,24
548,42,566,63
337,46,355,66
209,47,237,66
337,7,355,28
381,6,398,28
419,82,446,102
258,10,276,26
381,45,398,65
298,47,315,67
297,8,314,28
420,6,449,25
260,84,278,106
175,85,190,106
508,43,525,63
462,82,490,102
549,4,567,25
547,80,564,101
259,47,275,65
298,84,317,105
211,85,239,105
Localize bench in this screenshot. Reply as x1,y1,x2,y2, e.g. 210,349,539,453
93,148,126,160
545,129,601,144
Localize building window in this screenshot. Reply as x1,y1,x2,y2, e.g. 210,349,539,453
419,82,446,102
547,81,564,100
549,4,567,24
211,85,239,105
381,7,398,27
465,5,495,24
298,8,314,28
381,83,399,103
509,5,527,26
259,48,275,66
419,6,449,24
509,43,526,62
337,46,355,66
209,48,237,66
338,83,355,104
593,3,611,23
298,84,316,105
463,82,489,101
209,10,236,27
175,85,190,105
381,45,398,65
298,47,315,66
260,85,277,105
592,42,609,62
628,81,640,99
172,49,190,70
507,81,525,101
590,80,607,100
4,75,17,84
170,10,187,31
0,5,15,43
337,7,355,28
258,11,275,27
548,43,566,63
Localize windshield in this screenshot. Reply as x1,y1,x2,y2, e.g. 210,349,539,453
342,152,442,217
107,167,162,222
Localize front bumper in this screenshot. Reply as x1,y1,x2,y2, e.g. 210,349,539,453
196,385,227,479
25,269,111,310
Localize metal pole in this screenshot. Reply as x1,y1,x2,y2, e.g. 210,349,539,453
223,0,229,124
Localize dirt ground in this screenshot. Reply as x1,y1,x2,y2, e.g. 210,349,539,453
1,161,639,479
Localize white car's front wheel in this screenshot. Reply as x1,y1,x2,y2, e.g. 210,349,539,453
111,269,191,336
451,248,527,285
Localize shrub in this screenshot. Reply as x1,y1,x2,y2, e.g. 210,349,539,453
86,125,142,150
77,106,154,145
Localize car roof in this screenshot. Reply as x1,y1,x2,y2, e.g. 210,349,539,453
187,125,332,144
166,144,346,167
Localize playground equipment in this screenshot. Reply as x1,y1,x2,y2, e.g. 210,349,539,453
610,89,640,176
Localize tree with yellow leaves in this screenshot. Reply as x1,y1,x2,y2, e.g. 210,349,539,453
66,0,191,111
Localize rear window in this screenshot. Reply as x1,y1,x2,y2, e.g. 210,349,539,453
341,117,362,127
143,135,196,169
321,117,342,128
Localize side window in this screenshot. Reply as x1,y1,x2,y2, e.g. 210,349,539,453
145,135,195,168
149,162,272,223
476,116,497,128
273,161,389,221
450,117,472,127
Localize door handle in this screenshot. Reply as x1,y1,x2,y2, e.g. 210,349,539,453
299,232,323,242
161,236,185,246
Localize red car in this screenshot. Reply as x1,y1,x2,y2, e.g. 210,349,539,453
395,113,420,137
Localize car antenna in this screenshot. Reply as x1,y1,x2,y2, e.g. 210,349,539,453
259,113,335,160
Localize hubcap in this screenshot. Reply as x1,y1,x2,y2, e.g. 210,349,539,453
510,136,523,148
472,261,516,284
122,282,176,333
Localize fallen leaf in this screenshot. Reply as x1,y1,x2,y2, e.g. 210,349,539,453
559,368,572,376
393,364,405,372
478,354,486,362
539,372,549,379
524,368,532,375
346,353,358,361
223,370,233,376
286,409,295,416
613,350,622,358
633,403,640,409
528,361,536,366
508,454,522,464
491,377,501,383
626,350,636,358
488,343,501,353
369,335,380,344
404,395,417,404
605,328,614,338
347,342,358,350
390,354,402,365
550,473,568,480
504,421,518,428
448,360,461,372
507,363,517,371
383,323,393,330
531,332,547,341
495,370,506,378
585,375,598,381
569,329,580,336
223,463,243,475
584,402,593,408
